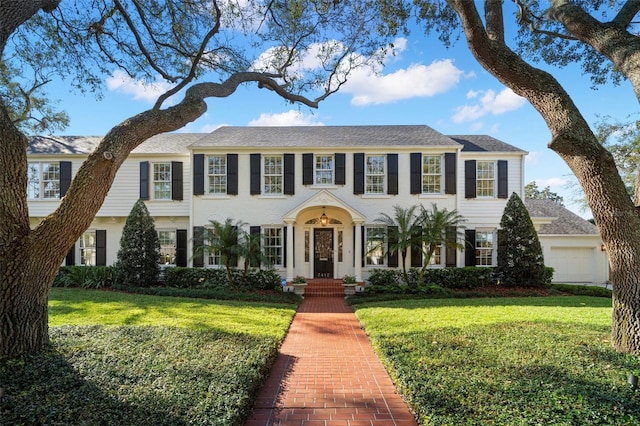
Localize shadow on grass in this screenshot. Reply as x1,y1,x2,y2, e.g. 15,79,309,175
1,346,188,426
372,321,640,425
1,325,283,426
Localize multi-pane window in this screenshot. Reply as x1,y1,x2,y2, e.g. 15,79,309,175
428,245,442,265
365,227,385,266
365,155,385,194
422,155,442,194
158,230,176,265
153,163,172,200
476,161,496,197
475,231,494,266
263,227,283,266
79,231,96,266
314,155,334,185
27,162,60,199
263,155,283,195
207,155,227,194
207,247,222,266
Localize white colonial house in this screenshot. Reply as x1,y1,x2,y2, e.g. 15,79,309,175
25,125,608,284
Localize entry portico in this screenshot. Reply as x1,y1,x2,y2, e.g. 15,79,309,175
283,190,366,283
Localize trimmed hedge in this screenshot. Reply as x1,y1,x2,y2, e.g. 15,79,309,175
54,266,284,292
365,266,554,295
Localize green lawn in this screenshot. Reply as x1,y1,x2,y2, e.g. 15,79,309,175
1,288,297,426
354,296,640,425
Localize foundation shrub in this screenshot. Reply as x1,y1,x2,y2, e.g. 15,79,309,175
53,266,115,289
165,267,281,291
366,267,496,294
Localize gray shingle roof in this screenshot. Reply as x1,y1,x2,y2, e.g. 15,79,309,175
524,199,599,235
189,125,462,148
26,134,199,155
449,135,526,153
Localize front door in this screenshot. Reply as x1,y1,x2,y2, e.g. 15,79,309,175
314,228,333,278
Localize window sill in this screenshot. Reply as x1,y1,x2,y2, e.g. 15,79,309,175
417,193,448,199
200,195,232,200
257,195,288,199
309,185,339,190
361,194,392,199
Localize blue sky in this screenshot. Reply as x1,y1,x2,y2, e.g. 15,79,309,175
52,26,638,220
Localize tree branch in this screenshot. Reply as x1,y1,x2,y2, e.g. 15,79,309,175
613,0,640,28
485,0,504,42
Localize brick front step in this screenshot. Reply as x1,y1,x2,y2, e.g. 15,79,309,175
304,279,345,297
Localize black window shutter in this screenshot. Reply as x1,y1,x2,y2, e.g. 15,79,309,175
410,153,422,194
60,161,72,197
250,154,261,195
231,226,239,267
445,226,457,267
387,154,398,195
444,153,456,195
387,226,398,268
335,153,346,185
193,226,204,267
411,227,423,268
283,226,288,268
284,154,295,195
140,161,150,200
193,154,204,195
353,153,364,195
96,230,107,266
176,229,187,267
302,153,313,185
465,229,476,267
171,161,183,201
361,225,365,268
465,160,477,199
65,244,76,266
227,154,238,195
250,226,261,267
497,160,508,199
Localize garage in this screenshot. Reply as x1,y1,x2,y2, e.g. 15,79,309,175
549,247,595,283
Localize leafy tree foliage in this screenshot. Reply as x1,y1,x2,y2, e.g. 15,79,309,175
115,199,160,287
497,193,545,287
525,181,564,205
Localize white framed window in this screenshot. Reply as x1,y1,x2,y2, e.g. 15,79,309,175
263,155,283,195
422,155,443,194
365,155,385,194
428,245,443,266
475,230,494,266
153,163,172,200
314,155,334,185
207,155,227,194
263,227,283,266
207,247,222,266
365,226,385,266
27,162,60,199
476,161,496,197
158,230,176,265
80,231,97,266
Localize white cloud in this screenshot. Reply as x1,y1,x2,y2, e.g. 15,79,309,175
106,70,174,103
532,177,569,188
343,59,464,106
248,110,325,126
452,88,525,123
525,151,544,165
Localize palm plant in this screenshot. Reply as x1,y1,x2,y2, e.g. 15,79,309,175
375,205,421,286
416,204,466,285
238,230,269,286
205,218,246,290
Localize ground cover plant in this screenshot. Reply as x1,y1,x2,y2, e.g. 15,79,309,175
0,289,297,425
354,296,640,425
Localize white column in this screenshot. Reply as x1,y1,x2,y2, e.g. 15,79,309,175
354,221,363,282
286,220,294,282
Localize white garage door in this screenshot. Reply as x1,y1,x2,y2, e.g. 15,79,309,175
549,247,594,283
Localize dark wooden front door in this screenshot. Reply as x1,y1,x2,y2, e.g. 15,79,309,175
314,228,333,278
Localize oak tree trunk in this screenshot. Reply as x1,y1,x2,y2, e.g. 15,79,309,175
450,0,640,354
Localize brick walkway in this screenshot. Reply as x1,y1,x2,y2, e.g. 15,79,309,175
245,296,418,426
